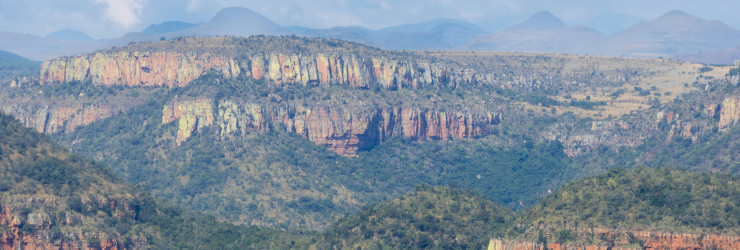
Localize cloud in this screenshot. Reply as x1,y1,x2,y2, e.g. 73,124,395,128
94,0,144,27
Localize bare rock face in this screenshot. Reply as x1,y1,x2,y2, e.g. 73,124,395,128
162,99,215,145
163,99,501,156
40,51,241,87
719,96,740,128
39,50,494,90
0,102,137,134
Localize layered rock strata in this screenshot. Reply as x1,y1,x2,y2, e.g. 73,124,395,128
719,96,740,128
163,99,501,155
0,102,136,134
40,51,240,87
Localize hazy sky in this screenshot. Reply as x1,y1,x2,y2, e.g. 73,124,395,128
2,0,740,39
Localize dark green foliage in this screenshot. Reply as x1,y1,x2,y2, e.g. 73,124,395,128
321,186,514,249
0,111,313,248
635,121,740,174
522,167,740,234
56,74,577,229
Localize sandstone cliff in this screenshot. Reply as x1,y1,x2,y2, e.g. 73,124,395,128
39,50,463,90
163,99,501,155
39,38,642,92
41,51,241,87
0,99,139,135
719,96,740,128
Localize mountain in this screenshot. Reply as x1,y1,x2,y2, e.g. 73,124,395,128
376,19,488,50
507,11,565,30
603,10,740,57
168,7,290,37
0,50,39,79
3,30,740,248
45,29,93,41
584,11,643,35
7,35,720,230
0,31,86,61
465,11,605,53
292,18,487,50
0,7,290,61
0,50,39,68
674,47,740,65
142,21,197,34
288,25,375,46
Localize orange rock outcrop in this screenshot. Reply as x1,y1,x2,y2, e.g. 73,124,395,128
0,102,136,134
165,99,501,155
40,51,240,87
40,50,478,90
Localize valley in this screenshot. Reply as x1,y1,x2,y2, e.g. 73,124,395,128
0,31,739,248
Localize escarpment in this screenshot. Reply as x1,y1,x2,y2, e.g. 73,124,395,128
39,37,647,91
39,50,466,90
40,51,241,87
0,101,138,134
25,36,711,157
163,99,501,155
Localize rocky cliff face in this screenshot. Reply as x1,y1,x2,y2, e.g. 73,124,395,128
0,199,133,250
40,50,460,90
162,99,215,145
0,101,137,134
719,96,740,128
489,228,740,250
163,99,500,155
40,51,241,87
42,47,619,92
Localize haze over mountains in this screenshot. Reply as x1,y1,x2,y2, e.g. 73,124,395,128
2,7,740,64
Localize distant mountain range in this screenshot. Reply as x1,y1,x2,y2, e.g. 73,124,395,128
465,11,605,53
290,18,487,51
2,7,740,64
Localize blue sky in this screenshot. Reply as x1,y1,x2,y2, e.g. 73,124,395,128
2,0,739,38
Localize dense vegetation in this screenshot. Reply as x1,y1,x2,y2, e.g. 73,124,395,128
55,73,579,229
3,35,739,248
521,167,740,235
0,112,313,248
4,109,740,248
321,186,514,249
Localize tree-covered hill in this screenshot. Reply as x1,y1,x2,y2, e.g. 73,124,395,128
0,112,313,248
321,186,514,249
518,167,740,245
